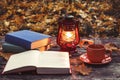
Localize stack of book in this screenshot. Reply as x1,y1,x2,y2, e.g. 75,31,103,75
1,30,71,75
2,30,51,53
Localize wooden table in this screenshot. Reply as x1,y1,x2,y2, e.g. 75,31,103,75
0,37,120,80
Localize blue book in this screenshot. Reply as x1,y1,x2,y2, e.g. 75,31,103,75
5,30,51,49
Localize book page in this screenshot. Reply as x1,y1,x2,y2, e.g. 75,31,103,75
3,50,40,73
37,51,70,68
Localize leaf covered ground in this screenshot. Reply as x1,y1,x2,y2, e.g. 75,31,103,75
0,0,120,37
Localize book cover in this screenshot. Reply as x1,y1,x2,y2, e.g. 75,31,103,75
2,42,51,53
5,30,51,49
2,50,70,74
2,42,26,53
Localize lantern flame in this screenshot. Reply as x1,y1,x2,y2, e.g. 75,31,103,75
65,32,73,38
61,31,75,42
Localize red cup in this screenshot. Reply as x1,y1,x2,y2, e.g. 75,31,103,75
87,44,111,63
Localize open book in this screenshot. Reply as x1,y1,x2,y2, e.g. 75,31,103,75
2,50,70,74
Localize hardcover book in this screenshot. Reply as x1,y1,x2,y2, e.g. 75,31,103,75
5,30,51,49
2,42,26,53
2,42,51,53
2,50,70,74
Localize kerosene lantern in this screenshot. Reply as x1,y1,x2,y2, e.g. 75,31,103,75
57,15,80,54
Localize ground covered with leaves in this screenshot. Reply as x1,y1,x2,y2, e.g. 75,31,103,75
0,0,120,37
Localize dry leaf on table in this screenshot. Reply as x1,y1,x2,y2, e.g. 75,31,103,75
73,63,92,75
70,57,92,75
0,52,12,61
105,43,119,52
70,57,83,65
105,43,120,55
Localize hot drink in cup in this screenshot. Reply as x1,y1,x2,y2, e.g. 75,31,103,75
87,44,111,63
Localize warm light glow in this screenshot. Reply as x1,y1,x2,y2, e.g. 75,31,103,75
62,31,75,42
65,32,73,38
57,15,80,53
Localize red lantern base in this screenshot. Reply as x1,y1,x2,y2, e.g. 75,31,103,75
59,45,78,56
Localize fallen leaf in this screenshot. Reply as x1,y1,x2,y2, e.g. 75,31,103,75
70,56,92,75
0,51,12,60
73,63,92,75
13,15,24,25
70,57,83,65
105,43,119,52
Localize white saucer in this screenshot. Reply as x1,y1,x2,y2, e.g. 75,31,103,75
80,53,112,65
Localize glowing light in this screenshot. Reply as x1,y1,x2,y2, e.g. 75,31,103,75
62,31,75,42
65,32,73,38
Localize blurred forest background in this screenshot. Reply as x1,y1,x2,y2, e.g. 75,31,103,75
0,0,120,38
